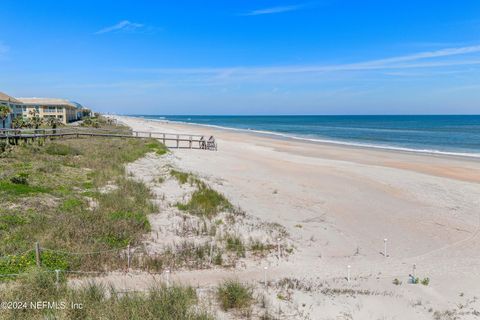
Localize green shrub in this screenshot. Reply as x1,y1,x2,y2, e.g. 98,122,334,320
10,172,29,185
0,251,69,276
177,186,233,218
421,277,430,286
81,117,100,128
0,181,48,196
217,279,253,311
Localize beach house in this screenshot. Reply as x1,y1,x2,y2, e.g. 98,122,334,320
15,97,82,124
0,92,22,128
0,91,90,127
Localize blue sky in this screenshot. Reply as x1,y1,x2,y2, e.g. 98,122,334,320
1,0,479,114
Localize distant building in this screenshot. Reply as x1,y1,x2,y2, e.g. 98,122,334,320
15,98,82,124
0,92,21,128
0,91,90,127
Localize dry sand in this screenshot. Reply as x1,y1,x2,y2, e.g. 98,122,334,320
95,116,480,319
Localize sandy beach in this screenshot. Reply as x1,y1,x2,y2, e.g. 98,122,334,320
108,115,480,319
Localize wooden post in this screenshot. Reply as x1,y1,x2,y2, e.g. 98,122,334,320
264,266,268,287
35,242,41,267
149,132,152,138
277,238,281,258
176,134,179,148
55,269,60,289
209,240,214,264
165,269,170,287
384,238,388,257
189,136,192,149
127,244,131,270
163,133,166,144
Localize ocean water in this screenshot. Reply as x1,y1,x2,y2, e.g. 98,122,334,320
132,115,480,158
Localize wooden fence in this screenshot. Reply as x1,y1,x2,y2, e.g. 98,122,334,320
0,128,217,150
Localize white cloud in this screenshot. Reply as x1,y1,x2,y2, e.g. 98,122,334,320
360,45,480,66
242,4,305,16
125,44,480,77
68,44,480,90
95,20,144,34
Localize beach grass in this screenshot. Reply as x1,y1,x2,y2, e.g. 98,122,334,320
177,185,233,218
0,267,212,320
217,279,253,311
170,169,194,184
225,234,246,258
0,133,167,275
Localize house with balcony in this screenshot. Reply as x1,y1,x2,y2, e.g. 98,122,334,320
15,97,83,124
0,91,88,127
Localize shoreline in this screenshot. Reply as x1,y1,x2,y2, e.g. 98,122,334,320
127,115,480,160
116,115,480,183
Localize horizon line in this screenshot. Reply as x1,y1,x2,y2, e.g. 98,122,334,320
120,113,480,117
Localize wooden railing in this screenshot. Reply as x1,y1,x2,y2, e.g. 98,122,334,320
0,128,217,150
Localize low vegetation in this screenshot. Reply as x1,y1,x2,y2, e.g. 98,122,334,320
170,169,195,185
225,234,246,258
420,277,430,286
410,276,429,285
0,127,167,275
170,169,234,219
80,115,116,129
142,241,215,271
249,240,275,257
217,279,253,311
0,268,212,320
177,185,233,218
45,143,81,156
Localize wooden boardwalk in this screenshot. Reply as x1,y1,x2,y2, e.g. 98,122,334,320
0,128,217,150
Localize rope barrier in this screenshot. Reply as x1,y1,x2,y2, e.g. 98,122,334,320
4,240,475,284
41,246,140,255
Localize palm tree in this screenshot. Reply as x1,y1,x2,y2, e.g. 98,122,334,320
11,117,25,145
12,117,25,129
28,109,43,130
46,117,62,134
0,105,12,129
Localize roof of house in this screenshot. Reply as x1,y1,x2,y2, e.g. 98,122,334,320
0,92,22,103
16,97,78,108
